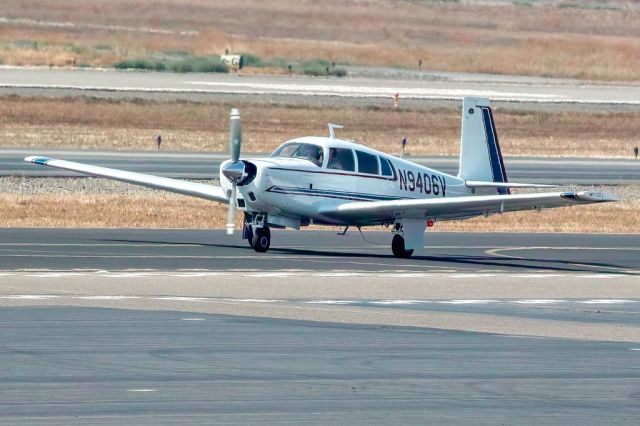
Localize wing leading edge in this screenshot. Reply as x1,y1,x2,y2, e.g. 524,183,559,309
320,191,618,224
24,156,229,204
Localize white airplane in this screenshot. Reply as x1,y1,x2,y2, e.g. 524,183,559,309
25,97,616,258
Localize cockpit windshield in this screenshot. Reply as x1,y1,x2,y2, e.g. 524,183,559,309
270,142,324,167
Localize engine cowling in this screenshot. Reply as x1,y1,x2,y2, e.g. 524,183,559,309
221,160,257,186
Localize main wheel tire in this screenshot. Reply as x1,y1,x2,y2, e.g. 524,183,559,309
392,234,414,258
252,227,271,253
245,225,254,248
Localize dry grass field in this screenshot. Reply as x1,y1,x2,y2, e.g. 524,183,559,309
2,97,640,158
1,0,639,81
1,188,636,233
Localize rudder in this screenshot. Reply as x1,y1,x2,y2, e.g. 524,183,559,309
457,97,509,194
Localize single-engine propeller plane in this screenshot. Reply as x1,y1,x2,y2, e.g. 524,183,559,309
25,97,617,258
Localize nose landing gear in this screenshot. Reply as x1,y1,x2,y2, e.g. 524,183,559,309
243,213,271,253
252,227,271,252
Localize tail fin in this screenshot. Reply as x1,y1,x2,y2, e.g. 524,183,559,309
458,97,509,194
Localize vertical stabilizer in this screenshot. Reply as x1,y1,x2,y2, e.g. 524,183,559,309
458,97,509,194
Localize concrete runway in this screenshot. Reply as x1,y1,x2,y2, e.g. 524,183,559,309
3,67,640,106
1,306,640,425
1,229,639,423
3,148,638,184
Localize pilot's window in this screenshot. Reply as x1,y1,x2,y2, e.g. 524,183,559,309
270,143,323,167
380,157,393,177
356,150,379,175
272,143,299,158
327,148,355,172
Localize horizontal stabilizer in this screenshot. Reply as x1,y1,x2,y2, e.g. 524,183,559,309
465,181,556,189
24,156,229,204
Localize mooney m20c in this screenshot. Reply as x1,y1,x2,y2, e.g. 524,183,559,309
26,97,616,258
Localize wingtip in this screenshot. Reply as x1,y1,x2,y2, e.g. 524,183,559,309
24,156,51,165
575,191,620,202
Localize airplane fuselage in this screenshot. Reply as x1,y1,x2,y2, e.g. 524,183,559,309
221,137,469,226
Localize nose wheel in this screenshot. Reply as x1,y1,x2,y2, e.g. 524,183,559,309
252,227,271,252
391,234,414,258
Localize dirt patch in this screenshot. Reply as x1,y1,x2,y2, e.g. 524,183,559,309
1,0,640,81
2,185,636,233
2,97,640,158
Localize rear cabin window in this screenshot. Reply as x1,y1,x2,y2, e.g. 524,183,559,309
356,150,379,175
380,157,393,177
327,148,355,172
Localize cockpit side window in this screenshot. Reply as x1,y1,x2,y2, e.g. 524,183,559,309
327,148,355,172
270,142,324,167
356,150,379,175
380,156,393,177
271,143,300,158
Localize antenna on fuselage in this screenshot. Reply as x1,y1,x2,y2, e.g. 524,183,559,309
328,123,343,139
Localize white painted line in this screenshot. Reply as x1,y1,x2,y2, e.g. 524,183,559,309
630,348,640,351
180,318,206,321
576,275,615,279
154,296,208,302
510,274,564,279
25,273,88,278
306,300,356,305
438,300,499,305
126,389,158,392
184,81,562,102
514,299,567,304
0,295,59,299
580,299,637,304
370,300,426,305
450,274,492,278
0,270,637,278
74,296,140,300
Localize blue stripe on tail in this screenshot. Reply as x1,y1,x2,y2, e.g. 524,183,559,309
481,107,509,195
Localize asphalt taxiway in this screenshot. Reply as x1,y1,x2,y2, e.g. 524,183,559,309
1,306,639,425
1,228,638,341
3,148,638,184
1,229,638,274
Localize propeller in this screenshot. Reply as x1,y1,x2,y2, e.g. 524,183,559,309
226,108,241,235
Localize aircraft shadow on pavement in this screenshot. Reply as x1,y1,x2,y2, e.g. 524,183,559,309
101,238,635,275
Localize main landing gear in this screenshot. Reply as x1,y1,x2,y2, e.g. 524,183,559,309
390,219,427,259
243,213,271,253
391,234,413,258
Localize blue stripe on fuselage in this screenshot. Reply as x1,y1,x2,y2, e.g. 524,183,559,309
266,186,409,202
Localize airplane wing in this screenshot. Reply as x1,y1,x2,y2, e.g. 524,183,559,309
319,191,617,224
24,156,229,204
